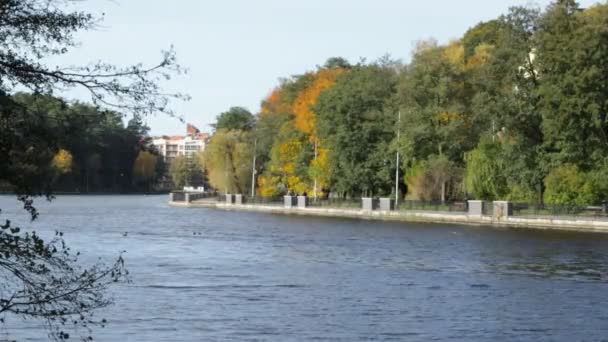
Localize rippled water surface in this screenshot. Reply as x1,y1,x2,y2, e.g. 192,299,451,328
2,195,608,341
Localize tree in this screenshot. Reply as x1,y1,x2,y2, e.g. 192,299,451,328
256,66,346,198
212,107,255,131
0,1,187,115
397,39,477,166
405,154,461,201
51,150,73,175
464,138,508,200
536,1,608,169
316,63,398,197
202,130,253,194
0,202,128,340
466,6,544,201
254,73,317,197
544,164,596,206
322,57,351,70
132,151,158,190
0,0,183,340
169,156,189,189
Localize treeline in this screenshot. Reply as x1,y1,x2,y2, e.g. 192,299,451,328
202,0,608,205
1,93,163,193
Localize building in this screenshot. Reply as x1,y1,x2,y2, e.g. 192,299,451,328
152,124,209,163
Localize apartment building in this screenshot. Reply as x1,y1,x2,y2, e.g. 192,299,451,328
152,124,209,163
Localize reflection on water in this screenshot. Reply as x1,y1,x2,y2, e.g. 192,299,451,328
499,261,607,281
1,195,608,341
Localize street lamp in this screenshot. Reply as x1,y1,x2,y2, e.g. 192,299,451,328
395,111,401,206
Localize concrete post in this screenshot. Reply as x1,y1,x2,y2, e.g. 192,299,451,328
297,196,308,209
284,196,296,208
379,198,395,211
225,194,234,204
185,193,191,203
493,201,512,221
468,200,485,216
235,194,243,205
362,197,376,211
169,192,175,202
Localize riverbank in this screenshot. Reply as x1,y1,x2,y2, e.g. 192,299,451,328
170,199,608,234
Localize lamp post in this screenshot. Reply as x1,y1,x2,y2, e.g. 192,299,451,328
250,137,257,197
313,138,318,202
395,111,401,207
224,152,228,195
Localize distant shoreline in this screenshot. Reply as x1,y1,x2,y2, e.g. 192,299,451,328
171,200,608,234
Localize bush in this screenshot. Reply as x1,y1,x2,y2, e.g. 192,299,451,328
544,164,596,205
507,185,537,203
405,155,461,201
464,139,508,200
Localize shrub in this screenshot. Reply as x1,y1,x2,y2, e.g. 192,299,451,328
464,139,508,200
544,164,596,205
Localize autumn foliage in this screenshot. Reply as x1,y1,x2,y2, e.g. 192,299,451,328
292,68,345,137
255,67,346,197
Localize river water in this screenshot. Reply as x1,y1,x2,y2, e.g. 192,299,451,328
1,195,608,341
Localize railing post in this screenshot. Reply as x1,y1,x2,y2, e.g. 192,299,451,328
379,198,395,211
493,201,512,221
297,196,308,209
362,197,376,211
185,193,191,203
284,195,296,208
235,194,243,205
467,200,484,216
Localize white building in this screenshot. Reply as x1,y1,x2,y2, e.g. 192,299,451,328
152,124,209,163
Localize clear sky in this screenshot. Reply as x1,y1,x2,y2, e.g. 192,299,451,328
54,0,599,135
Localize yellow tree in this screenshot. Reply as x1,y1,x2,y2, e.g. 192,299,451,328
51,149,73,175
202,129,252,194
256,68,346,198
132,151,157,188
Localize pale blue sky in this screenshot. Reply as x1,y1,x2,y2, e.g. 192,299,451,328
54,0,599,135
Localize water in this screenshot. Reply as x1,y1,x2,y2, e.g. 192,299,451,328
2,195,608,341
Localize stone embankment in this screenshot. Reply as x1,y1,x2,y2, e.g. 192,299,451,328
169,194,608,233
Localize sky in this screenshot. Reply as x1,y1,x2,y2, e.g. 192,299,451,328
53,0,599,135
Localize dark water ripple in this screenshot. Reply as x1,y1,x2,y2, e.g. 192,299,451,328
2,195,608,341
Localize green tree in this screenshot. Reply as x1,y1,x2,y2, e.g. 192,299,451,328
169,155,189,189
465,138,508,200
536,1,608,169
467,6,544,200
202,130,253,194
405,154,462,201
213,107,255,131
544,164,596,205
316,63,398,197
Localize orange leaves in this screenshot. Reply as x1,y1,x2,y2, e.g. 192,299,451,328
292,68,345,137
257,67,347,197
465,43,495,70
261,88,291,117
